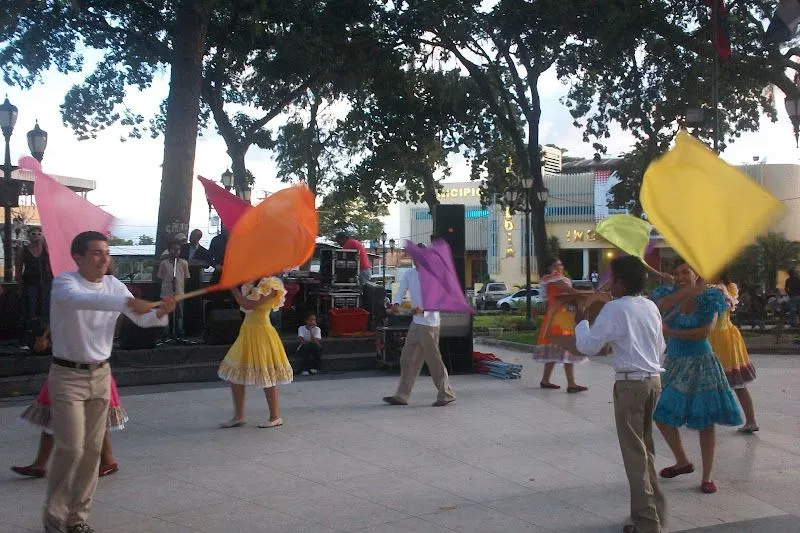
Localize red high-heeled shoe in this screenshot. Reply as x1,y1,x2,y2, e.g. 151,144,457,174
11,465,46,478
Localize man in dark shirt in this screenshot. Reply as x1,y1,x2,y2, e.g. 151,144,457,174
785,269,800,326
208,226,228,285
181,229,209,265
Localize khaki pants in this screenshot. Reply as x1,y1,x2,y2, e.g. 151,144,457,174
614,377,666,533
44,362,111,529
394,323,455,403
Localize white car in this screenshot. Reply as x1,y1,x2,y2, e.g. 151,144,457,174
496,288,543,311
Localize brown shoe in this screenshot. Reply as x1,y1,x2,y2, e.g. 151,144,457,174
622,526,638,533
432,399,455,407
11,465,46,478
382,396,408,406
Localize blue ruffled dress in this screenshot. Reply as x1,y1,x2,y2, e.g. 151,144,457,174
651,286,743,430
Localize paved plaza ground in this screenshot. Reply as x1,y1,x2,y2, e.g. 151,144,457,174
2,345,799,533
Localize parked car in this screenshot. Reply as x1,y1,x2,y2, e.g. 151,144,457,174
496,288,543,311
572,280,594,290
475,282,510,310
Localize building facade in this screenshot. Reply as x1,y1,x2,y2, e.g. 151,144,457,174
397,163,800,289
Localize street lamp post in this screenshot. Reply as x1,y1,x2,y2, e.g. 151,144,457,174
221,169,233,191
504,178,533,323
0,97,47,282
380,231,387,293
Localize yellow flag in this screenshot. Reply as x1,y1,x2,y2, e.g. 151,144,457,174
595,214,652,260
640,130,784,280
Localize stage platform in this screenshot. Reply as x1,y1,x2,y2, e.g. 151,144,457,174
0,335,378,398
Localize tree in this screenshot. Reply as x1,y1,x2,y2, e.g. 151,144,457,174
339,67,481,210
138,235,155,245
108,236,133,246
317,195,386,242
390,0,588,272
757,232,800,291
560,1,782,213
2,0,214,256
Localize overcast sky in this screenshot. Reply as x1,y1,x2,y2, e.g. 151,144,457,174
3,55,799,244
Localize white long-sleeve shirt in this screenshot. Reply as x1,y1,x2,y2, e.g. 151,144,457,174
50,272,168,363
392,268,440,328
574,295,665,374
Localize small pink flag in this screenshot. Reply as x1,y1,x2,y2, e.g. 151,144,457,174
22,156,115,277
198,176,251,231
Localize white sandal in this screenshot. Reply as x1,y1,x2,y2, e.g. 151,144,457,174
258,417,283,428
219,418,246,428
737,424,759,433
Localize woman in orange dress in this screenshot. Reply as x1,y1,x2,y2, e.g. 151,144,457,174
532,257,591,392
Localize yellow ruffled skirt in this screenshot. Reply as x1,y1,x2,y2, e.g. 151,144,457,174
218,309,294,387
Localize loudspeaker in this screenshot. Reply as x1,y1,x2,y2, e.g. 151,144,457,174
0,180,22,207
439,312,474,374
433,204,466,291
118,317,157,349
203,308,243,345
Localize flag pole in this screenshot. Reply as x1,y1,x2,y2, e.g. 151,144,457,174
712,0,721,153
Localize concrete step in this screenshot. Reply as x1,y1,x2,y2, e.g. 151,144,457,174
0,351,379,398
0,336,377,378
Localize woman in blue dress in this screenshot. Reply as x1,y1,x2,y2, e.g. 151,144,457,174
651,262,742,494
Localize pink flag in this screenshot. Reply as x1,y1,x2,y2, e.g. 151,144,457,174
22,157,115,277
404,239,475,314
198,176,251,231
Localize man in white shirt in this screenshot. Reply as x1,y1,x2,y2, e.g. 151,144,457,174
572,255,666,533
157,241,191,335
297,312,322,376
44,231,176,533
383,245,455,407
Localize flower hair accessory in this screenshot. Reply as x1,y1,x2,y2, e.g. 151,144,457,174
240,276,287,311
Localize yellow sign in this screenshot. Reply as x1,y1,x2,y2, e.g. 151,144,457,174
565,229,597,243
437,187,480,199
505,208,515,257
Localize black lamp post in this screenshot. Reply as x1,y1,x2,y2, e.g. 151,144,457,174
380,230,387,293
1,97,47,282
785,95,800,148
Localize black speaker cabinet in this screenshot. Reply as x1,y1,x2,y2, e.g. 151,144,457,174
433,204,466,290
203,308,243,345
118,317,157,349
0,180,22,207
319,248,359,287
438,312,474,374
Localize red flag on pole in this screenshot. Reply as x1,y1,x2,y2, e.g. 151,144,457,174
705,0,731,61
198,176,251,231
22,156,115,277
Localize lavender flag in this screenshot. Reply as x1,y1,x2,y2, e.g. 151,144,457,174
404,239,475,314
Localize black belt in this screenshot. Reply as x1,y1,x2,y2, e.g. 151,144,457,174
52,357,108,371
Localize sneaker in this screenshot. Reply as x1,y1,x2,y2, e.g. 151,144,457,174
301,371,310,376
309,369,318,375
67,523,95,533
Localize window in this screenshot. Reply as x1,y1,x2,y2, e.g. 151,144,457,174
513,290,526,298
488,283,506,292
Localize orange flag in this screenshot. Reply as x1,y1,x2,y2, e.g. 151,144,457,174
217,186,317,289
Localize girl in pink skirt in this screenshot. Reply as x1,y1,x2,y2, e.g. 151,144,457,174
11,375,127,478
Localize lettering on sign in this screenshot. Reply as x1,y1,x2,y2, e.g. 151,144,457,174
437,187,480,199
504,207,515,257
565,229,597,243
164,222,189,239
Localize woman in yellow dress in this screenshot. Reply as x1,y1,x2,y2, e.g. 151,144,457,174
708,273,759,433
218,277,294,428
532,257,593,392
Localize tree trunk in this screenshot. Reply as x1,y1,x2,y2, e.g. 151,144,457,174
306,91,321,197
421,164,441,212
154,0,213,256
525,90,549,274
229,146,248,198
